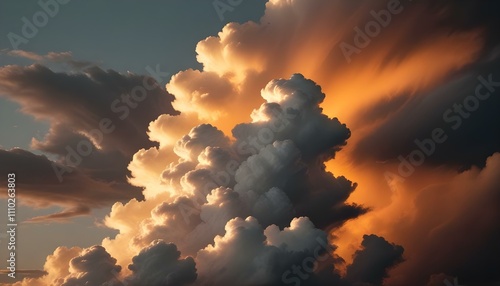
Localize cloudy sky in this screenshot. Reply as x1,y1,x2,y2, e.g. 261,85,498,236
0,1,499,285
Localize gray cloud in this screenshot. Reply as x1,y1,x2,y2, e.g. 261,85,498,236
346,234,404,286
125,240,197,286
62,246,122,286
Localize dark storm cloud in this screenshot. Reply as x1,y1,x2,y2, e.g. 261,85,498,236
195,216,338,286
125,240,197,286
0,64,177,156
0,148,141,222
345,234,404,286
338,1,500,169
128,75,368,261
353,53,500,169
0,64,178,220
231,74,366,229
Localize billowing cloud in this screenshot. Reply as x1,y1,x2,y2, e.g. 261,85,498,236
125,240,197,286
11,246,81,286
61,246,121,286
94,73,399,286
12,245,121,286
196,216,329,285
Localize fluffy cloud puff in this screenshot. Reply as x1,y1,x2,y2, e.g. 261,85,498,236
0,64,176,156
125,240,197,286
335,152,500,286
12,245,122,286
61,246,122,286
385,153,500,286
195,216,331,286
121,74,365,258
92,73,404,286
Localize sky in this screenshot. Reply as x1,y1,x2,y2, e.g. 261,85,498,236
0,0,499,286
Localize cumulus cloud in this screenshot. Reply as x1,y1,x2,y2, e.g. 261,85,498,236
123,74,364,255
61,246,122,286
196,216,328,286
12,246,81,286
125,240,197,286
92,73,400,286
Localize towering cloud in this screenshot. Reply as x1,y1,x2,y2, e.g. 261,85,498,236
19,73,403,285
5,0,500,284
103,74,374,275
